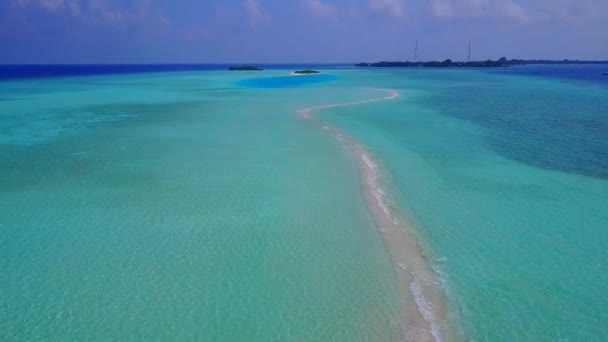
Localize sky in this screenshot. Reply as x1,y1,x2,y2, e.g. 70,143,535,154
1,0,607,63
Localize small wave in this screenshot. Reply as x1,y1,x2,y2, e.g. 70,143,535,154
360,152,377,170
359,150,399,226
297,88,400,118
297,88,446,342
410,279,443,342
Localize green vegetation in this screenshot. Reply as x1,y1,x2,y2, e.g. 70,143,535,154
228,65,263,71
293,70,320,74
356,58,608,68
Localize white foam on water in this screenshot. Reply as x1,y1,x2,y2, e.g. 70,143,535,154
360,146,441,341
410,279,443,342
360,151,377,170
297,88,400,121
359,152,394,223
297,88,446,342
297,109,312,118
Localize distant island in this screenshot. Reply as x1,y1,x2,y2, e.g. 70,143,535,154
228,65,263,71
293,70,320,74
356,58,608,68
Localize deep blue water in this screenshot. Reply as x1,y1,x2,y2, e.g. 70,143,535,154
413,65,608,179
0,64,350,81
483,65,608,179
489,64,608,85
1,64,606,179
2,63,606,84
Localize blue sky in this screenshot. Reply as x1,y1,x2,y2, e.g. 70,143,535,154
1,0,607,63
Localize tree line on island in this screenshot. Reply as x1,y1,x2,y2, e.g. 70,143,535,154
292,70,320,74
227,61,607,73
228,65,320,74
228,65,264,71
356,58,608,68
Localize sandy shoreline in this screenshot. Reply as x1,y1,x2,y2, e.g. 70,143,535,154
289,72,320,76
297,89,447,342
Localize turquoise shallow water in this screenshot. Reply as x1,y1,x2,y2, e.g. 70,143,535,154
2,66,608,341
317,68,608,340
1,71,399,341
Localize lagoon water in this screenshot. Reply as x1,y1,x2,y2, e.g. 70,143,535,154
1,65,608,341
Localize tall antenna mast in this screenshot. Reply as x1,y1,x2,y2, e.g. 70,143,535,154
414,40,418,62
468,40,471,62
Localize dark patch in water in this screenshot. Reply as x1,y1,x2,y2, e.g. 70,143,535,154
489,64,608,85
414,69,608,179
0,64,350,81
0,100,217,147
237,74,338,88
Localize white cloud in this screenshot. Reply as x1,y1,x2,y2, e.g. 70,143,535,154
10,0,170,30
88,0,124,24
428,0,530,22
40,0,63,11
504,1,529,22
531,0,608,24
244,0,269,24
369,0,405,18
11,0,32,8
66,0,80,17
11,0,75,13
303,0,337,18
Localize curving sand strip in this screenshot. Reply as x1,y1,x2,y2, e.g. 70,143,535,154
289,72,319,76
298,89,447,342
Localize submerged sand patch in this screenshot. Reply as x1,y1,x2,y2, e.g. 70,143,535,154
298,89,447,342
